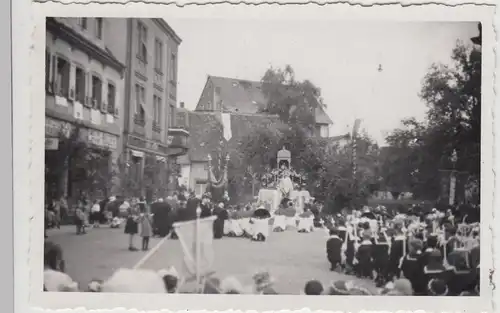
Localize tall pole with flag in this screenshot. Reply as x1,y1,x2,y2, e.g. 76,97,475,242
351,119,362,208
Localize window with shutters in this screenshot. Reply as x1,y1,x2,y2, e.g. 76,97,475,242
170,53,177,83
137,22,148,63
153,95,162,131
91,75,102,109
55,57,70,97
154,38,163,73
74,67,86,104
95,18,103,40
134,84,146,125
78,18,87,30
107,82,116,114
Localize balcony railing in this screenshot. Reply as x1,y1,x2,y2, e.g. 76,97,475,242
166,127,189,157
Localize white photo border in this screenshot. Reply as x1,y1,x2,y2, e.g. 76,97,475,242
13,2,498,313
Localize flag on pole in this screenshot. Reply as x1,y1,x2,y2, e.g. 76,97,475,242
173,216,217,279
352,118,362,137
221,113,232,141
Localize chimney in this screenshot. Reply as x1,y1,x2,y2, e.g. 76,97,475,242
180,102,185,109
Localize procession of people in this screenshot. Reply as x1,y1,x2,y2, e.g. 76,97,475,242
44,181,481,297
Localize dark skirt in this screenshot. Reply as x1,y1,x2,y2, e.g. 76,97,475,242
124,217,138,235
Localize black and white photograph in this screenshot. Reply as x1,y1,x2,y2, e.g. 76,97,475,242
28,3,496,308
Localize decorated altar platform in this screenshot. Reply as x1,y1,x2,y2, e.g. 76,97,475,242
257,189,311,214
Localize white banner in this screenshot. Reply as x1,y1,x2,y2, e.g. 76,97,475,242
73,101,83,120
90,109,101,125
173,216,216,278
221,113,232,141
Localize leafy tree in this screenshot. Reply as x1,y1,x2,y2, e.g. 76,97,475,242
260,65,325,131
381,39,481,203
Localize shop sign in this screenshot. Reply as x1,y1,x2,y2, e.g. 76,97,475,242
85,129,118,150
45,138,59,150
45,117,72,138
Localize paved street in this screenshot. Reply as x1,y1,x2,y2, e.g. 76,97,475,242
46,225,162,289
48,225,375,294
139,227,376,294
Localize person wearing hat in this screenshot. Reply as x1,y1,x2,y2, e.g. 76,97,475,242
387,224,406,281
327,280,350,295
421,234,441,265
423,249,450,286
200,194,213,218
427,278,448,296
44,241,79,292
213,202,227,239
372,229,390,287
400,238,426,295
252,271,277,294
220,276,245,294
355,231,374,279
446,251,475,295
385,278,414,296
326,228,343,271
303,280,324,295
158,267,179,293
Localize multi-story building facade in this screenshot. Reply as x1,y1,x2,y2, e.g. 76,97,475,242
106,18,189,200
45,17,126,201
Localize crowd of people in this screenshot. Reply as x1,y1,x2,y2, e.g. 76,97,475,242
43,189,481,296
322,204,480,296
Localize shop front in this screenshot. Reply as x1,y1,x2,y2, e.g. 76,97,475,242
44,116,119,201
124,132,188,200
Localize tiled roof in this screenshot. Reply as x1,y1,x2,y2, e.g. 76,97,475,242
184,112,223,162
182,111,283,162
201,75,333,125
210,76,268,114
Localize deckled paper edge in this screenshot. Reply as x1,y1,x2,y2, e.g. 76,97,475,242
13,1,499,313
28,0,500,7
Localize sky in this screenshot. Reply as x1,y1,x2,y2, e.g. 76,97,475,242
166,19,478,144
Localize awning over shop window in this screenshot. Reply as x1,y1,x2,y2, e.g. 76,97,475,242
131,150,145,158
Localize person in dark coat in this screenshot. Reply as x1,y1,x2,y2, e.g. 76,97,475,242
447,252,476,295
179,195,200,222
422,234,444,264
98,198,110,224
170,194,187,240
355,232,374,279
213,202,227,239
124,203,139,251
400,238,426,295
150,199,163,236
152,198,171,237
423,250,450,286
326,228,343,271
427,278,449,296
372,230,390,287
442,227,459,258
200,195,213,218
388,231,406,280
